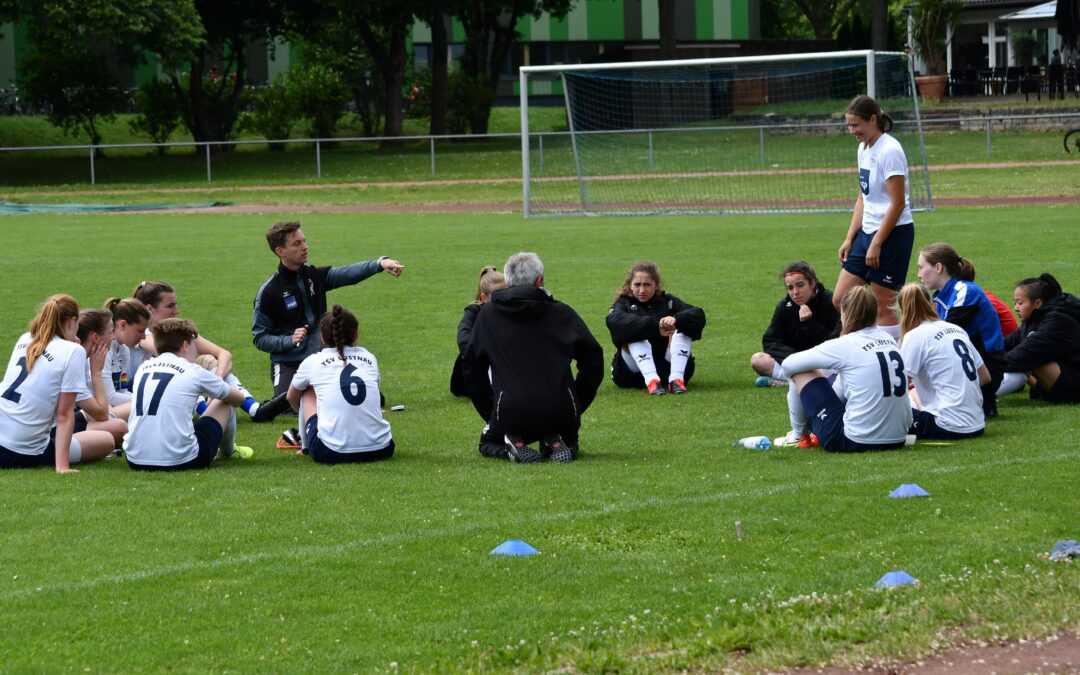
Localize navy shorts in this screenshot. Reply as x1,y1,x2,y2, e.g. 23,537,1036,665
303,415,394,465
801,377,905,453
1031,362,1080,404
127,417,223,471
0,435,56,469
843,224,914,291
909,409,984,440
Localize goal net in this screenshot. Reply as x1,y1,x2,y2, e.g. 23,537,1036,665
519,50,931,218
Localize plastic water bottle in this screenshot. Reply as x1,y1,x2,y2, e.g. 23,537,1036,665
733,436,771,451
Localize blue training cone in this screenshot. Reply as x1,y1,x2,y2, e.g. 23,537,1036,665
889,483,931,498
875,570,917,589
491,539,539,556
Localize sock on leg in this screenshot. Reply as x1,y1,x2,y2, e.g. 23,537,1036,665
667,332,692,382
771,362,787,381
997,371,1027,396
626,340,659,383
787,381,807,437
219,408,238,457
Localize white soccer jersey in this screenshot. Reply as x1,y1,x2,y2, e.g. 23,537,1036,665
102,340,134,405
901,320,985,433
858,132,913,232
782,326,913,444
122,352,230,466
293,346,391,453
0,334,86,455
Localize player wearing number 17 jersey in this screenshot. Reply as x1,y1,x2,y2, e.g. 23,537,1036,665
286,305,393,464
781,287,912,452
897,284,990,439
123,319,252,470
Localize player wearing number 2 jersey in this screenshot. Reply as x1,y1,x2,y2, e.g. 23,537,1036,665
897,284,990,439
286,305,394,464
123,319,252,470
781,286,912,452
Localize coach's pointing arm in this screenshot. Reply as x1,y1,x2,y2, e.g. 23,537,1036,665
325,257,405,290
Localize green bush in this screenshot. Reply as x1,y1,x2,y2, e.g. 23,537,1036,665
241,74,299,150
128,79,182,154
407,68,495,135
287,64,349,140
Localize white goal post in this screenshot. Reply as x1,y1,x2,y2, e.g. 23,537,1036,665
519,50,931,218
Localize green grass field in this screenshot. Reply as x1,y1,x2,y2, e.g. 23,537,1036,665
1,205,1079,672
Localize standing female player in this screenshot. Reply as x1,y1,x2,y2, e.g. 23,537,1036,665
1001,273,1080,404
751,261,840,386
779,286,912,452
0,295,116,471
896,284,990,439
833,95,914,340
606,261,706,395
133,280,288,422
916,243,1005,417
451,266,506,397
286,305,394,464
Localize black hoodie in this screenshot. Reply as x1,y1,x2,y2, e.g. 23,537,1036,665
1004,292,1080,373
462,285,604,423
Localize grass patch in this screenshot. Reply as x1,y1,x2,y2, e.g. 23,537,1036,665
0,206,1078,671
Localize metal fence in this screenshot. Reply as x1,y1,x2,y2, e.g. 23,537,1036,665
1,111,1078,186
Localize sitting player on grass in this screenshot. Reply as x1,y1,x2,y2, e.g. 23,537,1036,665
777,286,912,452
285,305,394,464
102,297,151,419
751,261,840,387
122,319,253,471
606,260,706,395
999,273,1080,405
450,265,505,398
73,309,127,448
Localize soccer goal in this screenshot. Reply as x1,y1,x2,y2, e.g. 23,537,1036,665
519,50,932,218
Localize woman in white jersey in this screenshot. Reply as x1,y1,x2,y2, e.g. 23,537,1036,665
0,295,116,472
73,309,127,447
780,286,912,452
832,95,915,341
897,284,989,439
286,304,394,464
102,297,151,419
133,280,288,423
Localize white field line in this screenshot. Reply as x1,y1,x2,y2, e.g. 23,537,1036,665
1,449,1070,602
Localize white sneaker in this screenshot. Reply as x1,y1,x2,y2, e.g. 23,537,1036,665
774,430,801,448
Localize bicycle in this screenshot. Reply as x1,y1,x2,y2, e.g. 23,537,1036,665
1066,128,1080,153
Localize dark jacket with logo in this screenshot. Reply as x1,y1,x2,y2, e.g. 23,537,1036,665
1004,292,1080,373
761,286,840,362
252,259,384,366
462,285,604,423
606,292,706,351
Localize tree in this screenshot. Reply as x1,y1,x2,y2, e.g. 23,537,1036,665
792,0,860,39
456,0,574,134
871,0,889,50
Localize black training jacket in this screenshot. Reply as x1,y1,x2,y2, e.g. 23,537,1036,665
462,286,604,422
605,293,706,353
760,286,839,362
1003,292,1080,373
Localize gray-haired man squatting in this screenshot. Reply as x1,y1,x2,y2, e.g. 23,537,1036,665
253,221,404,398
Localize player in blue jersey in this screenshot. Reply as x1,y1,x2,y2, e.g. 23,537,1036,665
832,95,915,342
916,242,1005,417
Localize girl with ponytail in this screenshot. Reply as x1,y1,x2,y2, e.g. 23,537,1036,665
71,309,127,446
1000,273,1080,404
286,305,394,464
102,297,151,418
0,295,116,471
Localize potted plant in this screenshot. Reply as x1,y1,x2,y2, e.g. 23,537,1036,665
910,0,964,100
1010,30,1037,66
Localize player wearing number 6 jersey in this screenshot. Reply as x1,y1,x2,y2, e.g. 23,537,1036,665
286,305,393,464
897,284,990,439
123,319,252,470
780,286,912,452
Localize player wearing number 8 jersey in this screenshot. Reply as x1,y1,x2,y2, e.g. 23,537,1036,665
123,319,252,470
780,287,912,452
897,284,990,439
286,305,393,464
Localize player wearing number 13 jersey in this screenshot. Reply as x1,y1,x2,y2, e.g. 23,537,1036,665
286,305,393,464
781,287,912,452
898,284,989,439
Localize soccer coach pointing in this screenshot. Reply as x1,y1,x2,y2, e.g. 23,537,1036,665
253,221,404,397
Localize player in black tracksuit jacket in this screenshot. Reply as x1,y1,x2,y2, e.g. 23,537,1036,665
450,266,505,397
1004,273,1080,404
751,262,841,382
606,261,706,394
462,282,604,459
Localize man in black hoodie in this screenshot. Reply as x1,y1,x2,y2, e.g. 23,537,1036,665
462,252,604,463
